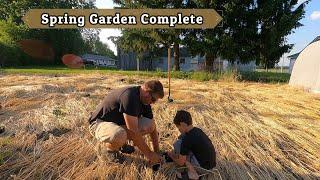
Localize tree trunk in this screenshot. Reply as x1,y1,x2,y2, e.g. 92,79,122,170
173,43,180,71
205,53,215,72
137,56,140,71
264,58,268,72
149,58,152,71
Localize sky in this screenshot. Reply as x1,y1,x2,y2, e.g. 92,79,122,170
95,0,320,66
95,0,121,55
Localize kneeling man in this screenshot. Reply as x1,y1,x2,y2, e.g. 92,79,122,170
88,80,164,164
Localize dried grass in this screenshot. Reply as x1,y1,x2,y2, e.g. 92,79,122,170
0,73,319,180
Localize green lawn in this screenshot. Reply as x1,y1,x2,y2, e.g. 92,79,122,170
241,71,291,83
0,66,291,83
256,68,290,73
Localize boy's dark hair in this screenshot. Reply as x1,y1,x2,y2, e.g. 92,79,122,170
173,110,192,125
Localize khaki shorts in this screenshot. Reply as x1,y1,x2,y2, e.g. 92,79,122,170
89,117,154,144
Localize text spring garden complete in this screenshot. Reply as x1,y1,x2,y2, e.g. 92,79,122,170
41,12,204,27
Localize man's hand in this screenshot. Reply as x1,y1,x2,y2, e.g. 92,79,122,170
123,113,155,159
147,151,162,164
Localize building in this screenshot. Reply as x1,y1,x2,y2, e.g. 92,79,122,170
81,54,117,68
289,36,320,93
118,47,256,72
117,49,152,70
288,36,320,74
217,57,256,72
151,47,205,71
288,53,300,73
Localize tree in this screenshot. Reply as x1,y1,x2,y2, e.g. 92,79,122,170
93,40,116,59
111,29,161,70
182,0,259,71
256,0,309,70
0,0,98,66
113,0,188,71
111,0,307,71
113,0,259,71
183,0,308,71
150,29,182,71
0,19,30,66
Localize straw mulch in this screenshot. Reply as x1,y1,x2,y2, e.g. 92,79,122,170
0,73,319,180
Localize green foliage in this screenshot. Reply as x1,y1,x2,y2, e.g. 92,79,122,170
256,0,309,69
1,0,306,69
112,29,164,70
190,72,215,81
0,137,11,147
115,29,160,57
0,0,115,66
53,108,67,118
0,137,13,165
2,66,289,83
240,71,290,83
114,0,307,71
82,28,116,59
180,0,259,70
0,0,95,24
0,20,29,66
113,0,189,71
0,150,12,165
93,40,116,59
218,69,241,82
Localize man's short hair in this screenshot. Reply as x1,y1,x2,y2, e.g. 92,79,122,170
144,80,164,98
173,110,192,126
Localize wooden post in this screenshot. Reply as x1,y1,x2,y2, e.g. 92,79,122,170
168,47,171,99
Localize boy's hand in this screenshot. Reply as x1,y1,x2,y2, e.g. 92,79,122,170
168,151,179,160
168,151,187,166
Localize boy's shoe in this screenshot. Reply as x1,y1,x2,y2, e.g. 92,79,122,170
120,144,135,154
176,170,190,180
96,144,125,163
176,169,199,180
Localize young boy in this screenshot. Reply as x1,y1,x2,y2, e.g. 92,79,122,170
167,110,216,179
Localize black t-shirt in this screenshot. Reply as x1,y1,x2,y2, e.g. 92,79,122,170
88,86,153,125
180,127,216,169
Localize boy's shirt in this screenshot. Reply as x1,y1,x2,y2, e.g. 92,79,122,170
180,127,216,169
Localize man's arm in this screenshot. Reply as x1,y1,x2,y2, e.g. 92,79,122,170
123,113,160,163
150,125,160,152
142,105,159,152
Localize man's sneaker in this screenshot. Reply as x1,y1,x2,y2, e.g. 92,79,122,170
96,144,125,163
152,163,161,171
104,151,125,163
120,144,135,154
